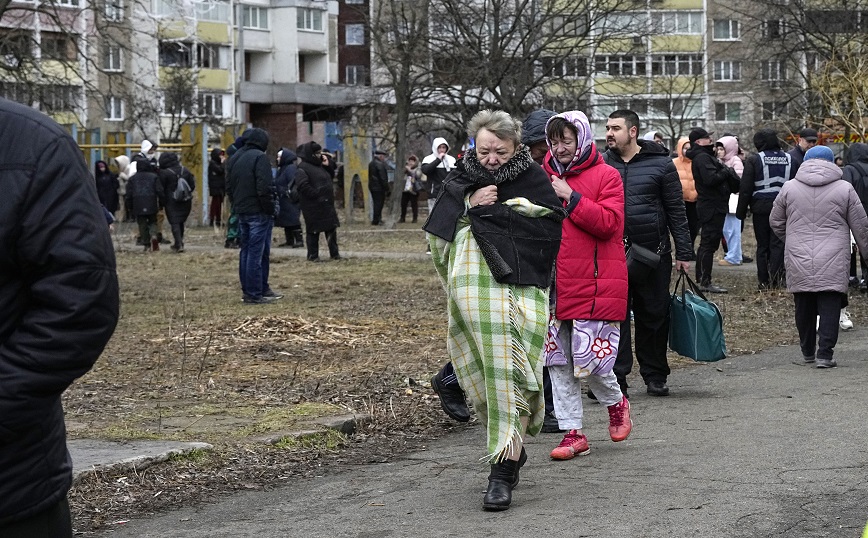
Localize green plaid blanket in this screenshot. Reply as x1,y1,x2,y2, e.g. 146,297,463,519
430,197,553,463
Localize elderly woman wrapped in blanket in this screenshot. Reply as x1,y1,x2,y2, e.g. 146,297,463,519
423,109,566,511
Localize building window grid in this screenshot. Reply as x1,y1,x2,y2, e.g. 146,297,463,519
198,93,223,116
712,19,740,40
40,33,76,61
41,85,78,113
541,56,589,78
650,54,703,76
715,102,741,122
55,0,80,7
297,8,323,32
761,60,787,81
713,60,741,81
762,19,785,39
345,24,365,45
195,0,230,22
103,43,122,71
595,55,646,76
346,65,366,85
651,11,703,34
104,0,123,21
105,96,123,120
242,6,268,30
762,101,788,120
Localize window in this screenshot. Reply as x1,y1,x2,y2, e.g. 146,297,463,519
345,24,365,45
651,11,703,34
543,97,589,115
105,0,123,21
762,19,785,39
0,82,33,104
346,65,366,85
541,56,588,78
762,102,788,120
103,43,122,71
41,85,77,113
594,55,647,76
0,32,31,67
198,93,224,116
159,41,192,67
650,54,703,76
712,19,740,40
547,15,589,36
105,96,124,120
242,6,268,29
713,61,741,81
715,102,741,122
297,8,322,31
603,12,649,34
196,0,230,22
40,33,75,61
345,0,364,3
197,44,229,69
761,60,786,81
805,10,856,33
55,0,80,6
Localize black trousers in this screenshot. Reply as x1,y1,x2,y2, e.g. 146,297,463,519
400,192,419,222
307,228,339,260
614,252,673,385
370,191,386,224
684,201,700,248
753,212,786,288
0,498,72,538
696,208,726,286
794,292,845,361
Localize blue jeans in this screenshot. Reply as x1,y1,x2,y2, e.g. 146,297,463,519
238,213,273,299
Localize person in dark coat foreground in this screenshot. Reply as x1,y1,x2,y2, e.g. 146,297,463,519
0,97,119,537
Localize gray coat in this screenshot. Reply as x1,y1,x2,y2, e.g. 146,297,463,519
770,159,868,293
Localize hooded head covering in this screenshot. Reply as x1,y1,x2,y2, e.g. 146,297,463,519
752,129,781,152
243,128,269,151
94,160,109,175
545,110,597,174
805,145,834,162
158,152,180,169
297,141,323,165
141,139,157,154
210,148,225,162
521,109,557,146
642,131,660,141
846,142,868,164
277,147,297,168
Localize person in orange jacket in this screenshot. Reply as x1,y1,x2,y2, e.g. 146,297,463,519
673,136,698,247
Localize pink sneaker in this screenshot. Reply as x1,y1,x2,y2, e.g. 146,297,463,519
549,430,590,460
607,395,633,442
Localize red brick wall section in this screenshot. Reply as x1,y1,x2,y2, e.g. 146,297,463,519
248,103,299,156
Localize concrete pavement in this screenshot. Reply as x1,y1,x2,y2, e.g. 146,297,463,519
103,327,868,537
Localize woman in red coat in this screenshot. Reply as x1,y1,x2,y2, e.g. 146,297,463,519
542,111,632,460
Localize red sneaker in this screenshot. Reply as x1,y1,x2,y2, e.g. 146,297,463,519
549,430,590,460
607,395,633,442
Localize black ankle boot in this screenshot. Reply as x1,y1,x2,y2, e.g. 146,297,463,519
511,448,527,488
483,459,519,511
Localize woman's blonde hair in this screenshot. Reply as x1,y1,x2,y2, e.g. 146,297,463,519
466,109,522,149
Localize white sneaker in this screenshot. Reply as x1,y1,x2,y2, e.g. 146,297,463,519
840,309,854,331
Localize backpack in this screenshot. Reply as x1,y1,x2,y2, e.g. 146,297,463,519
172,167,193,202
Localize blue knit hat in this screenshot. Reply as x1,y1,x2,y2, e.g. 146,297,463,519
804,145,834,162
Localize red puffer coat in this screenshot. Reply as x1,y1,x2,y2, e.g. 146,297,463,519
543,147,628,322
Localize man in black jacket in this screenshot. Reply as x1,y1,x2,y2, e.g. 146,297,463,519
603,110,694,397
226,128,281,304
687,127,739,294
368,149,390,225
0,97,119,536
125,156,165,252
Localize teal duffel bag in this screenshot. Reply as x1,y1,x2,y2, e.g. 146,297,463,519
669,269,726,362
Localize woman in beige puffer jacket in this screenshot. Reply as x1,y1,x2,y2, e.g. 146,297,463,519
770,145,868,368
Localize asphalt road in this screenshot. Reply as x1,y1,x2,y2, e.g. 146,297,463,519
106,328,868,538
